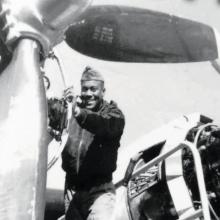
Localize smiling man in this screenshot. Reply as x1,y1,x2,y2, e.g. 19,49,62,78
61,66,125,220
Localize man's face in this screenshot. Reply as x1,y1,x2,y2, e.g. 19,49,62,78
81,80,105,110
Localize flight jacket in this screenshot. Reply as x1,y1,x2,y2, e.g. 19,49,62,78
61,100,125,190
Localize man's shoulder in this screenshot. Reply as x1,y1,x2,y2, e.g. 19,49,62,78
102,100,120,110
101,100,124,118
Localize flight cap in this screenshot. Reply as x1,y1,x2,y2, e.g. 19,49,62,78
81,66,104,82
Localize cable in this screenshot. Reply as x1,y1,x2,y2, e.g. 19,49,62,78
48,49,67,89
46,49,72,171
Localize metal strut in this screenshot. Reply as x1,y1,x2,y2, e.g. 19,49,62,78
128,141,211,220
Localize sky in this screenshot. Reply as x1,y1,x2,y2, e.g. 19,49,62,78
45,0,220,148
46,0,220,189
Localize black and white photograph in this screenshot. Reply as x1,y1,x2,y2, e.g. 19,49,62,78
0,0,220,219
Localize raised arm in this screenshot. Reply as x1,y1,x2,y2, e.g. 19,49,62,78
75,102,125,138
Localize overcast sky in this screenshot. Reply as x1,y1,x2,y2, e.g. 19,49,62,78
45,0,220,148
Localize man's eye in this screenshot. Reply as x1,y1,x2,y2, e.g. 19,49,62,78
91,88,97,92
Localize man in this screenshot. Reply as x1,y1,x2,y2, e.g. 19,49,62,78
61,66,125,220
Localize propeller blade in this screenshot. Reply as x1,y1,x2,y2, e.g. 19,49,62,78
65,5,219,63
0,39,48,220
0,39,12,72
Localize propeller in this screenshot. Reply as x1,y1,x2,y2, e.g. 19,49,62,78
65,5,219,63
0,39,12,72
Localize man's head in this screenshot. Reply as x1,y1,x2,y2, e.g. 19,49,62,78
80,66,105,110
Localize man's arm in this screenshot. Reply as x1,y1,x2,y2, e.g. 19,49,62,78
74,103,125,138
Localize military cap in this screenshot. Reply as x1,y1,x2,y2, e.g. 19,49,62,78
81,66,104,82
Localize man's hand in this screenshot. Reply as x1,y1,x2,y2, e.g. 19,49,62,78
74,106,81,117
0,0,92,55
62,86,83,117
63,86,74,103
